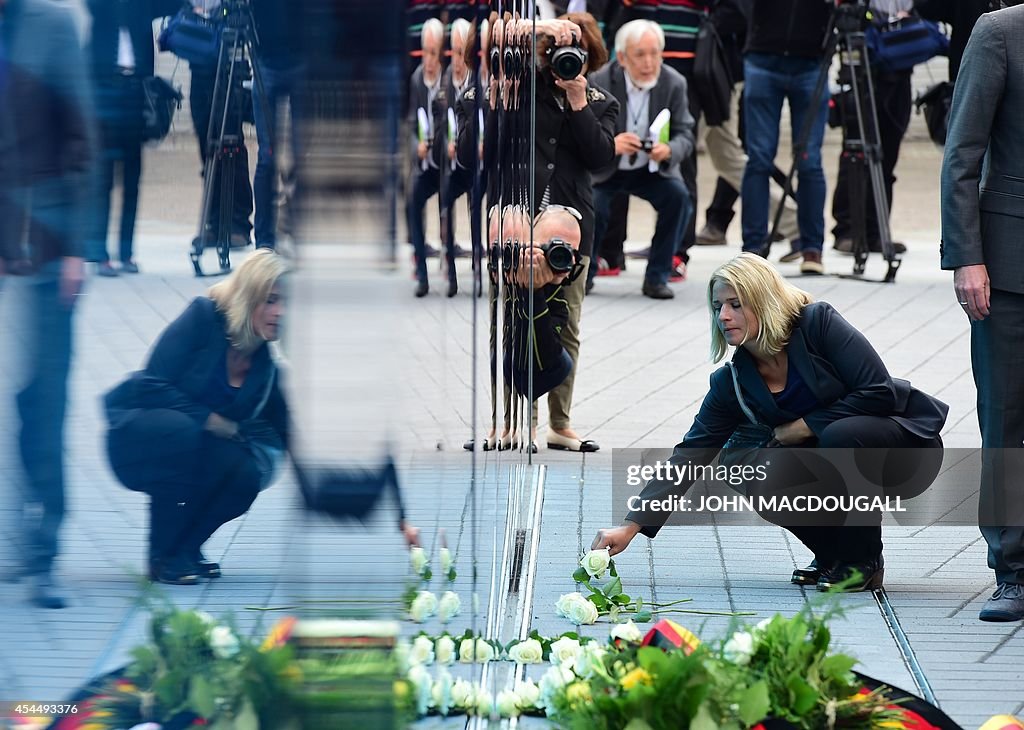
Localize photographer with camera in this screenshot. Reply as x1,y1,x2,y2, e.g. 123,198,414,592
740,0,832,275
587,19,695,300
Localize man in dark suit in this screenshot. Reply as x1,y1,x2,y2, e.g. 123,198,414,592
942,4,1024,622
0,0,96,608
588,19,694,299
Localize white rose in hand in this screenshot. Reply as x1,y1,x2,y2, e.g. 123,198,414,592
435,635,456,665
555,592,600,625
410,591,438,623
410,546,429,575
580,548,611,579
496,689,520,718
409,635,435,665
549,636,582,666
723,630,755,666
209,626,240,659
514,678,541,710
438,591,461,624
507,638,543,664
609,619,644,644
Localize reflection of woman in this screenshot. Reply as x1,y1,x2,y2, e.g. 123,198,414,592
103,250,289,585
593,253,948,591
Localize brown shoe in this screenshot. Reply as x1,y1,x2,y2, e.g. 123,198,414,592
695,223,727,246
800,250,825,275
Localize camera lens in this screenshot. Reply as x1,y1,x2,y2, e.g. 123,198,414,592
550,46,585,80
544,242,574,273
490,47,501,79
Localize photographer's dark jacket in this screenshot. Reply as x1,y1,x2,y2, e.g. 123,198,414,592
86,0,180,79
103,297,290,450
485,69,618,258
746,0,832,58
505,282,573,399
626,301,949,536
408,64,447,173
589,60,695,184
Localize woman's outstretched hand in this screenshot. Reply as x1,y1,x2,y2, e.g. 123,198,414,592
591,522,641,557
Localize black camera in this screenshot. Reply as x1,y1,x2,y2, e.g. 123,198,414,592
546,39,588,81
490,46,501,80
641,139,654,153
541,238,577,273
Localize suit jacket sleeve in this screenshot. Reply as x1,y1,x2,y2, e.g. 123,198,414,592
567,94,618,171
625,369,738,537
940,13,1006,270
137,298,216,423
667,74,695,166
800,304,900,436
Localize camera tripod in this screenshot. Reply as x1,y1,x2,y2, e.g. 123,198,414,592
766,2,901,283
190,0,271,277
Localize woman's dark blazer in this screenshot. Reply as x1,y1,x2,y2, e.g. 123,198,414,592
627,301,949,537
103,297,290,449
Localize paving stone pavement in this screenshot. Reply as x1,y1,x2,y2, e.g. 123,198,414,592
1,128,1022,730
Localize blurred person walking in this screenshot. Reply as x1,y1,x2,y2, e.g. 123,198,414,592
0,0,96,608
85,0,179,276
103,250,290,585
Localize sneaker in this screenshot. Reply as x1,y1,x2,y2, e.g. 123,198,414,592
120,260,140,274
800,250,825,275
642,281,674,299
979,582,1024,622
695,223,727,246
779,242,802,263
596,257,621,277
625,246,651,260
669,256,687,282
97,262,118,277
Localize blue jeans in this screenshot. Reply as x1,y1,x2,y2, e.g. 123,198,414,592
252,62,305,249
741,53,828,253
406,168,443,284
592,171,691,286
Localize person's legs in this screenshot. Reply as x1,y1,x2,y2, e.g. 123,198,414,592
252,62,283,248
547,256,588,437
89,147,116,265
740,55,786,252
589,180,621,288
119,137,143,264
628,173,689,286
676,82,701,262
870,70,912,245
786,58,829,256
407,170,440,286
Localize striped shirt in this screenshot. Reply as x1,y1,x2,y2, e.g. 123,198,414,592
619,0,712,77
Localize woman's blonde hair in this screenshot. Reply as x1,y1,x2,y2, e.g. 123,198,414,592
707,253,814,363
208,249,289,351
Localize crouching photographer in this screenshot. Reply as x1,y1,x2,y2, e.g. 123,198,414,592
502,206,586,401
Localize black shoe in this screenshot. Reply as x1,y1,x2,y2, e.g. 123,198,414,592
979,583,1024,622
642,281,674,300
415,280,429,298
424,243,440,259
29,573,67,609
817,556,884,592
152,556,201,586
791,559,821,586
447,278,458,298
585,278,594,295
192,551,222,579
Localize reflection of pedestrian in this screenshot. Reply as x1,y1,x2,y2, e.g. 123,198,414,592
103,250,289,585
0,0,96,609
941,5,1024,622
85,0,179,276
593,254,947,591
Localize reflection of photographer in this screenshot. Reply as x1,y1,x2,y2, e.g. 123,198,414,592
503,207,585,400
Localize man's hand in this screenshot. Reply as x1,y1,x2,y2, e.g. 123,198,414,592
591,522,641,557
773,418,814,446
205,412,239,440
448,141,456,161
60,257,84,307
417,140,428,161
614,132,643,156
554,74,588,111
513,246,566,289
649,142,671,164
400,520,421,548
537,19,583,46
954,264,991,321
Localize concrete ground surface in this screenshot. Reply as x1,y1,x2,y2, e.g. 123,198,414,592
1,101,1022,730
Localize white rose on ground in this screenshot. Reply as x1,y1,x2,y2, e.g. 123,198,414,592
474,686,493,717
507,638,543,664
409,635,435,666
209,626,240,659
538,665,576,711
451,678,475,709
193,611,216,626
514,678,541,710
409,591,438,623
571,641,608,678
439,547,452,574
753,617,773,636
723,630,755,666
410,546,429,575
496,689,520,718
580,548,611,579
555,592,600,625
435,635,456,665
438,591,461,624
609,619,644,644
432,668,454,715
458,638,475,663
549,636,582,667
475,638,495,662
407,665,432,716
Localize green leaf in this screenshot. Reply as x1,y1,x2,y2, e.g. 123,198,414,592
787,674,819,715
615,593,632,605
609,559,618,578
634,609,653,623
737,681,770,726
820,653,857,681
635,596,644,613
588,593,609,609
608,605,620,622
572,567,591,583
690,703,720,730
422,567,433,581
604,576,623,598
447,568,457,582
234,698,259,730
188,675,217,718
